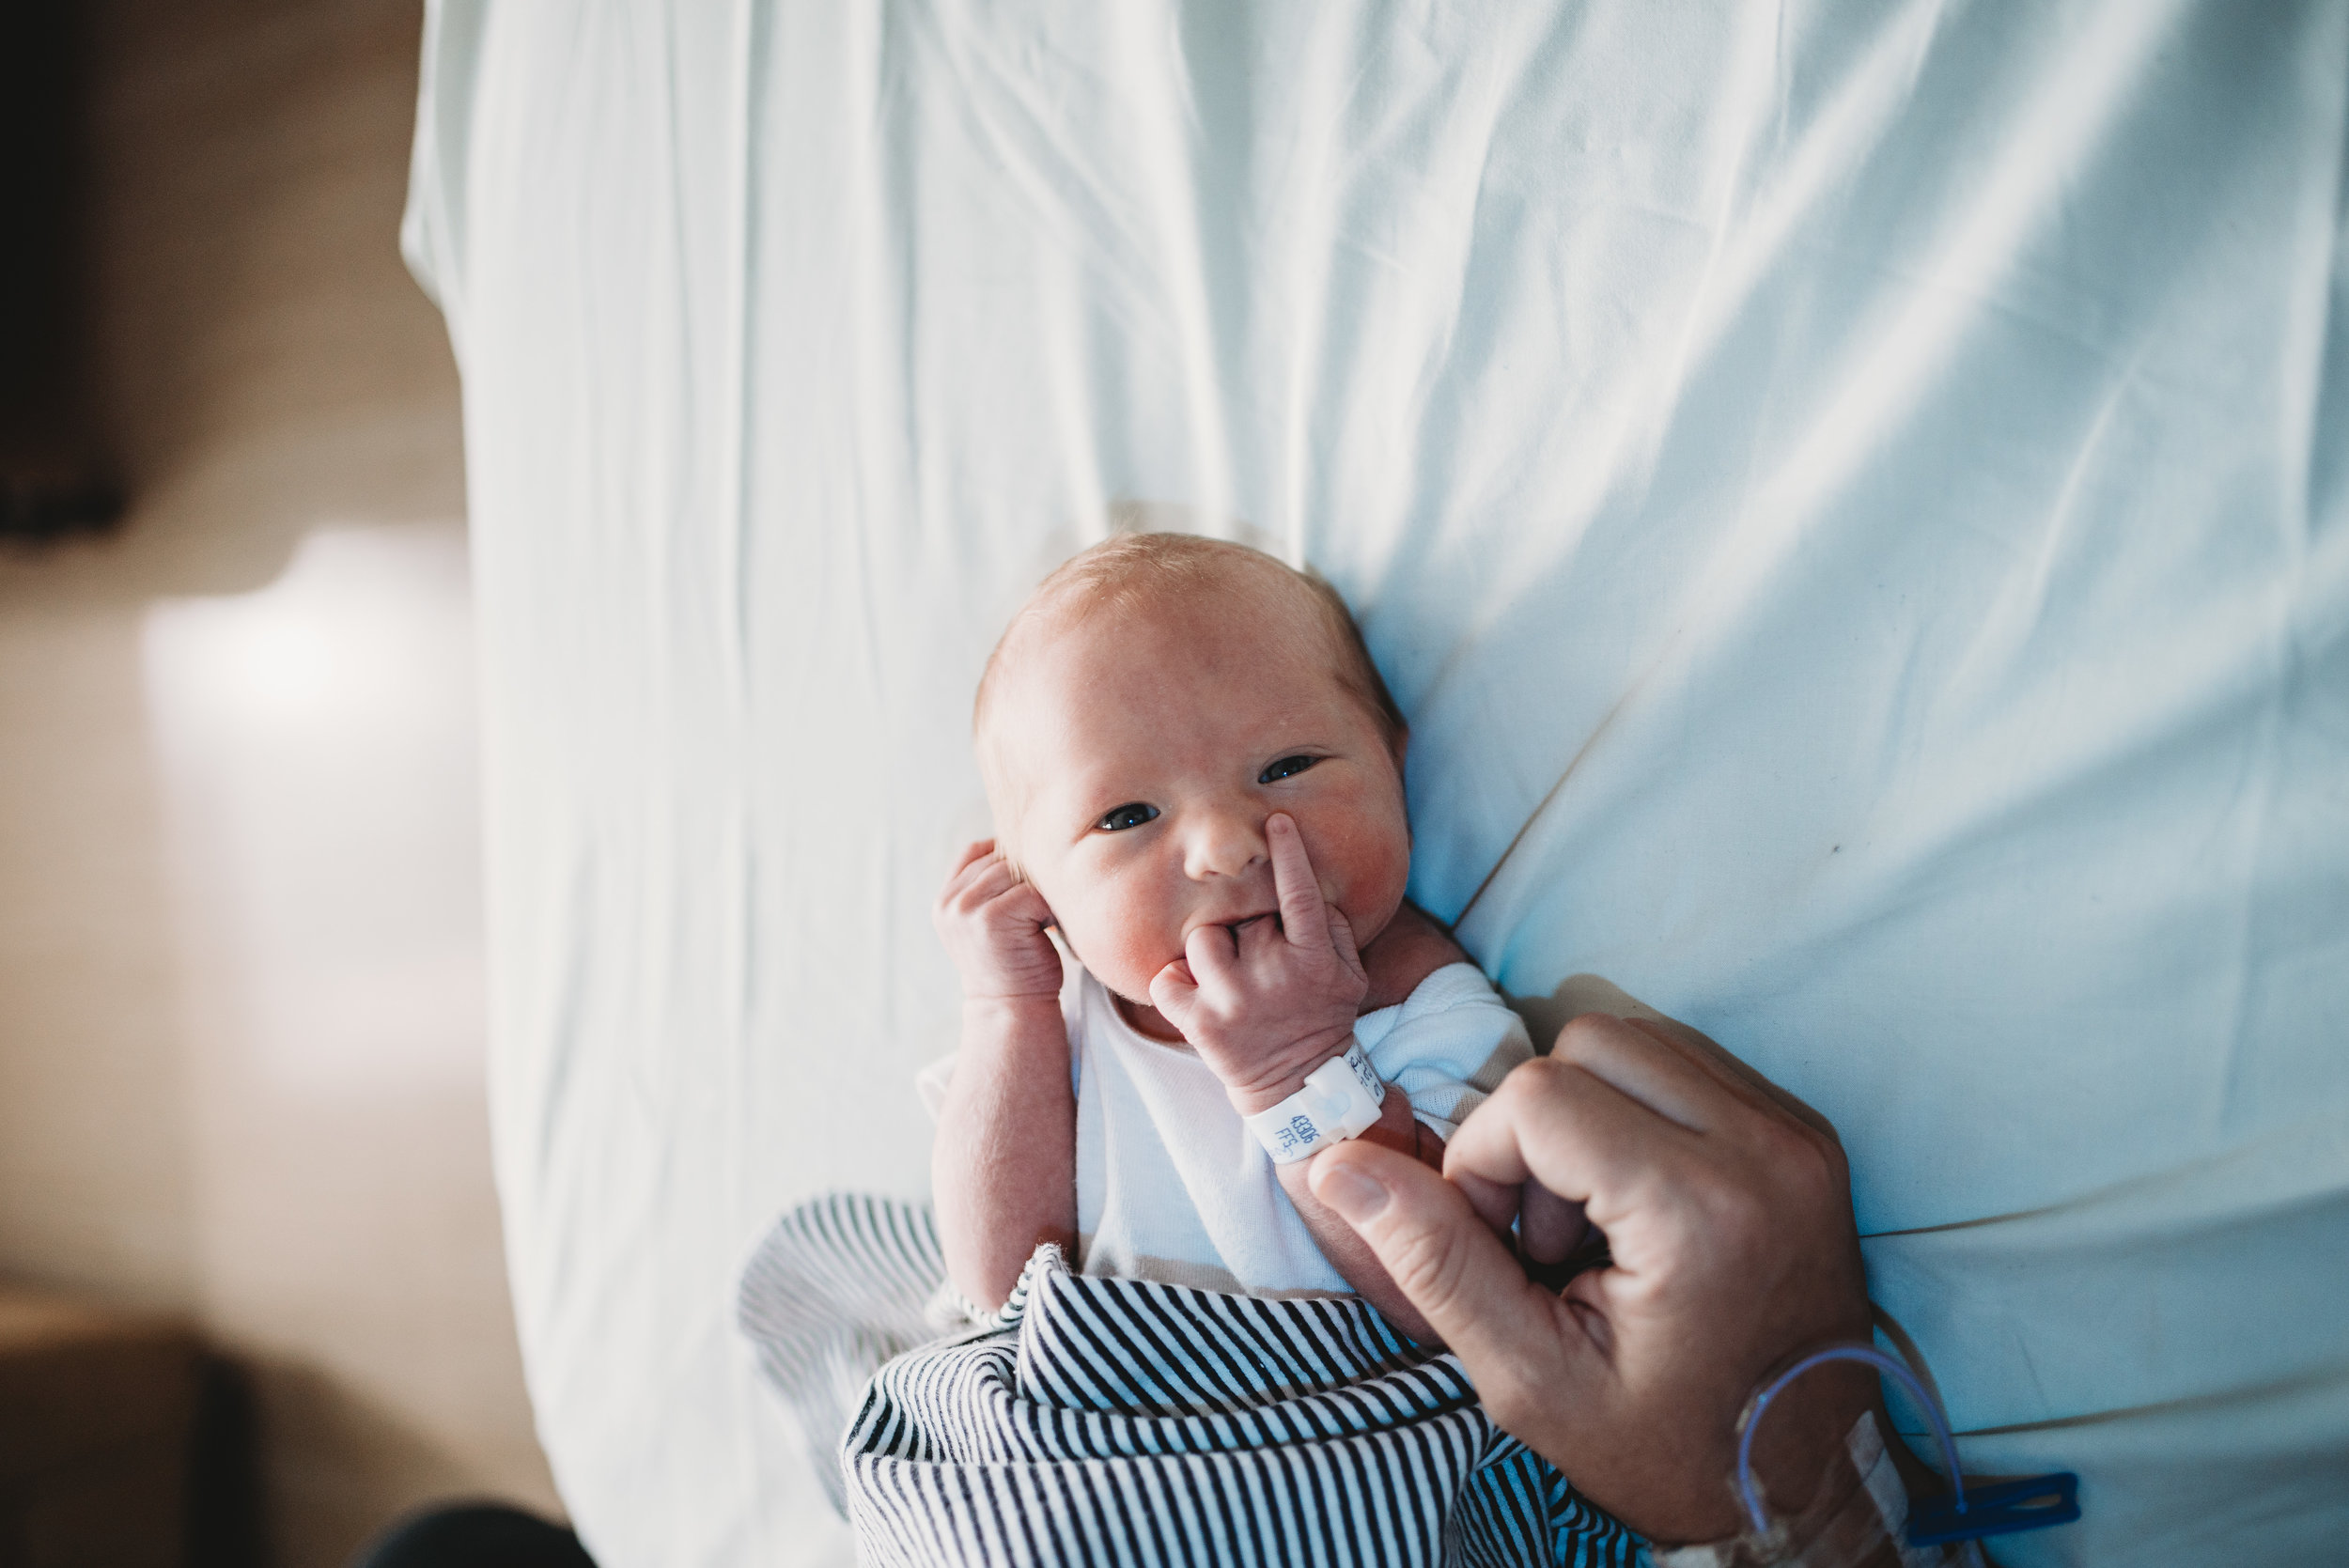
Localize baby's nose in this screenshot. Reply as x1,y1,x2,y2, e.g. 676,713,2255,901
1183,805,1266,880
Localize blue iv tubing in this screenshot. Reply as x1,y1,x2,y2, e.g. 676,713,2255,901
1735,1344,1967,1538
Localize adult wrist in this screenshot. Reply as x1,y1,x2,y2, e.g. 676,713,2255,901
1657,1339,2077,1568
1651,1410,1927,1568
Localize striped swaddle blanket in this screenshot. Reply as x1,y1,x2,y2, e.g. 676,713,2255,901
739,1194,1634,1566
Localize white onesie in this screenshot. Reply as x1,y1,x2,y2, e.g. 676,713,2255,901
922,948,1533,1299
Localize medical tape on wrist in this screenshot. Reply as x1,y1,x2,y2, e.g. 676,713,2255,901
1651,1411,1963,1568
1656,1339,2077,1568
1241,1038,1385,1164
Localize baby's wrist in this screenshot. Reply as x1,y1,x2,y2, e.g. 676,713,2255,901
960,992,1065,1033
1219,1029,1358,1116
956,963,1063,1006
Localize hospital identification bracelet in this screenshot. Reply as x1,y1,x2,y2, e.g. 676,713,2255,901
1242,1038,1387,1164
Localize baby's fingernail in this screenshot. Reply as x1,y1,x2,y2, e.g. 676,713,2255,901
1315,1162,1390,1223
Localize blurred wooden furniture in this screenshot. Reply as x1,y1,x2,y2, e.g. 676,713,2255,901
0,1284,200,1568
0,3,119,544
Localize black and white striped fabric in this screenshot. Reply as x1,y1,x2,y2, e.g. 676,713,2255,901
739,1193,1633,1566
739,1192,968,1515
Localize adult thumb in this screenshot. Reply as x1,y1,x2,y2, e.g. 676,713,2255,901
1309,1141,1548,1368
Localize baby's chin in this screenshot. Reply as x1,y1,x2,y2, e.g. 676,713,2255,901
1071,941,1196,1021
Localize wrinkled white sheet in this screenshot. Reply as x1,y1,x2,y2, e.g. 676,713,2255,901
402,3,2349,1562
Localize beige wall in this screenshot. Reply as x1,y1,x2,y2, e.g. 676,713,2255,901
0,1,561,1562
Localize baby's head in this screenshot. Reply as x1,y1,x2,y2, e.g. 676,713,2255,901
975,533,1410,1011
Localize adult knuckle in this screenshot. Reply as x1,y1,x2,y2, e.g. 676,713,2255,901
1492,1053,1565,1110
1547,1012,1621,1065
1755,1121,1843,1209
1665,1168,1765,1265
1710,1177,1770,1238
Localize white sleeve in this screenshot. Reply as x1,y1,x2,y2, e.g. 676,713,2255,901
913,1053,957,1121
1356,963,1533,1142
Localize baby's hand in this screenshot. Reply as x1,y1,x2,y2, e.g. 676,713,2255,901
1150,814,1369,1114
934,841,1063,1001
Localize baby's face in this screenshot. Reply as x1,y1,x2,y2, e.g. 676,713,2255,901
988,580,1410,1023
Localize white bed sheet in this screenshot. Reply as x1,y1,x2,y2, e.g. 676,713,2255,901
402,3,2349,1562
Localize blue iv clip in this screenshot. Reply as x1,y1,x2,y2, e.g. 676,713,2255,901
1735,1345,2081,1548
1906,1470,2080,1546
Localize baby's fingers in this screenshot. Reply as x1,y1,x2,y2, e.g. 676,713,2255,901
937,844,1018,915
1148,957,1201,1029
1183,919,1243,993
946,838,999,880
1325,902,1364,984
987,876,1056,930
1266,815,1330,951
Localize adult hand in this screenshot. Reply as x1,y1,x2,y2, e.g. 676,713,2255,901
1307,1010,1877,1545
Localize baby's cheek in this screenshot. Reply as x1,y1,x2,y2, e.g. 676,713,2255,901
1059,890,1174,1002
1303,802,1410,932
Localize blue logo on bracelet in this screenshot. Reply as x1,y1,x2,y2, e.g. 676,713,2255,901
1272,1116,1323,1155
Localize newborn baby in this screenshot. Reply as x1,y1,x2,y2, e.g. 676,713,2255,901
928,533,1530,1342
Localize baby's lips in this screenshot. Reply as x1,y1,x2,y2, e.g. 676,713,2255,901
1193,906,1278,935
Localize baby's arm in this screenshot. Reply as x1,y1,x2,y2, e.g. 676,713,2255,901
1269,904,1461,1337
930,841,1077,1312
1150,816,1455,1343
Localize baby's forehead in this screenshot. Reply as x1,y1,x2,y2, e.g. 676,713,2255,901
980,569,1337,757
1021,567,1330,685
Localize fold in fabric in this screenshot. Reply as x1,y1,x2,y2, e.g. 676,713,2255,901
832,1224,1633,1567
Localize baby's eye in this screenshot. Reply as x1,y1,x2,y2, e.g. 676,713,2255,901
1259,754,1321,784
1096,802,1160,832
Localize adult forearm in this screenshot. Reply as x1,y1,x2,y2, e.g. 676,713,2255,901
932,995,1078,1310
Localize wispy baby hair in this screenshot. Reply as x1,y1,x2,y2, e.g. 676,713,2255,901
972,531,1407,755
